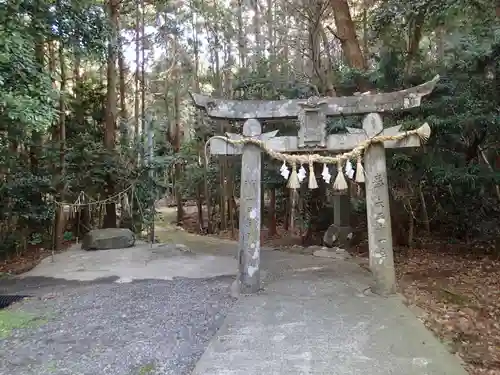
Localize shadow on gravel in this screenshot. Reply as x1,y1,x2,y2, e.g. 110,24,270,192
0,275,120,295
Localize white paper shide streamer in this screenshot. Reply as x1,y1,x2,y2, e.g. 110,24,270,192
345,159,355,180
321,164,331,183
297,165,307,182
280,161,290,180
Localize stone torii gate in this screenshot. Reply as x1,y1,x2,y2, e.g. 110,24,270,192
190,75,439,296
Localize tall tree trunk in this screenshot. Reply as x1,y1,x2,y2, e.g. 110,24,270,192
174,88,184,225
222,46,234,235
172,27,184,225
236,0,246,69
55,31,67,250
73,47,84,127
307,3,326,93
329,0,367,82
320,27,335,95
31,35,45,173
48,41,58,141
208,0,226,231
405,13,425,77
100,63,106,83
268,188,277,236
134,0,141,147
266,0,275,75
73,47,89,237
103,0,119,228
118,20,129,145
251,0,262,69
141,0,146,136
361,0,369,60
190,2,205,231
281,5,290,76
293,16,306,74
435,25,445,61
418,184,431,233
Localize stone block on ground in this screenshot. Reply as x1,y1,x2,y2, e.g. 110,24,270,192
81,228,135,251
311,246,351,260
323,223,354,248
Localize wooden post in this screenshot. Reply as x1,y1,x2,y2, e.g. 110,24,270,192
238,119,262,294
362,113,396,295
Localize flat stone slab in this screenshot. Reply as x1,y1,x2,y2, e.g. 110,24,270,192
192,269,467,375
311,246,351,260
21,242,237,283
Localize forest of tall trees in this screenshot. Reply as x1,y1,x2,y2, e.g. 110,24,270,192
1,0,500,372
2,0,499,247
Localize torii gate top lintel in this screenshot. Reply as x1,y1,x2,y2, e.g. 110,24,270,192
189,74,439,120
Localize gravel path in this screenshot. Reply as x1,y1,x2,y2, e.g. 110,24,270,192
0,276,235,375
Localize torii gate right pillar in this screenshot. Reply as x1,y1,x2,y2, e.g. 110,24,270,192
363,113,396,295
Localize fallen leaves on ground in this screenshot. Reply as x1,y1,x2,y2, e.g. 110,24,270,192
0,242,73,275
354,241,500,375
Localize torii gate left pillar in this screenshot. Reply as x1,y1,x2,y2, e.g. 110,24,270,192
211,119,278,294
236,120,265,293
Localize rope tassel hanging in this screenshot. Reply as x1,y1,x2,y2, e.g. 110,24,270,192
333,160,348,191
355,156,365,183
287,163,300,189
308,158,318,189
416,122,431,143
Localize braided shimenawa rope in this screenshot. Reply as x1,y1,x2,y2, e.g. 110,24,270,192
204,122,431,167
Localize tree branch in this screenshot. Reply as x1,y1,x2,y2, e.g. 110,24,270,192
325,25,345,42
